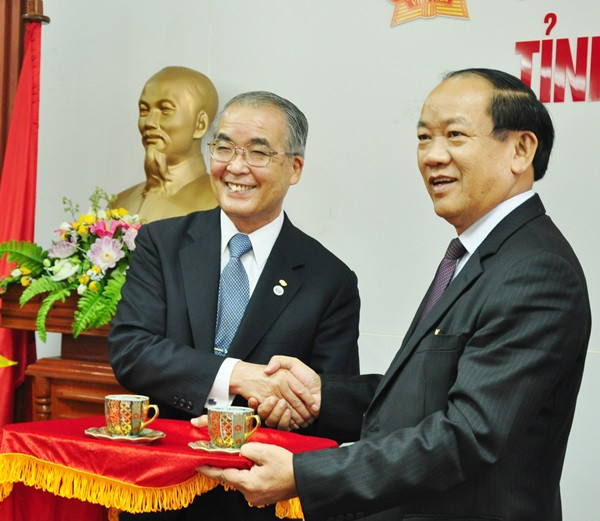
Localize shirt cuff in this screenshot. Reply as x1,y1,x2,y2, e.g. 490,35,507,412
204,357,241,408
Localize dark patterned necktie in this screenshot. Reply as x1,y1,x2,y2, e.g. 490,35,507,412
419,238,466,322
214,233,253,356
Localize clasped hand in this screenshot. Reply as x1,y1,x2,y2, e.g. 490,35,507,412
191,355,321,430
249,355,322,430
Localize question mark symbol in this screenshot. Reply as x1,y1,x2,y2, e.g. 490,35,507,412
544,12,557,36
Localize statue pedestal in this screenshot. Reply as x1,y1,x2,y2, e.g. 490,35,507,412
0,285,127,421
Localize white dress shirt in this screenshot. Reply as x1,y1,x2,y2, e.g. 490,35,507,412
454,190,536,277
205,210,284,407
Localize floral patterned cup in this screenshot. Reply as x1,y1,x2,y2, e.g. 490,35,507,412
104,394,159,436
207,406,260,449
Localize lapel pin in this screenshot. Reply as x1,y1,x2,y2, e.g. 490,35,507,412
273,285,284,296
435,329,441,335
279,279,288,287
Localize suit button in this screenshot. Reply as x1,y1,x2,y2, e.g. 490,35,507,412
208,398,217,406
356,513,364,519
173,395,180,406
347,515,355,520
186,401,193,410
367,425,379,433
179,398,186,407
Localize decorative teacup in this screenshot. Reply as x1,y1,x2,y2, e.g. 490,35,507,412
207,406,260,449
104,394,159,436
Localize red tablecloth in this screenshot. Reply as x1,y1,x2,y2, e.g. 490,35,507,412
0,416,338,520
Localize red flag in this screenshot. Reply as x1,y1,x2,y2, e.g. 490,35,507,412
0,22,42,426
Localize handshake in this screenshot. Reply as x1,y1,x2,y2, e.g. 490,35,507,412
231,356,322,430
194,356,322,431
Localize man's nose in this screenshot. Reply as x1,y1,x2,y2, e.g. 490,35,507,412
226,149,251,174
421,138,450,165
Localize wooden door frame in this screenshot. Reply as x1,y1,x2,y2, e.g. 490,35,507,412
0,0,27,175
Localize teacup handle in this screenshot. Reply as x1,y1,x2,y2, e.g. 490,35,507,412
244,414,261,441
141,404,159,430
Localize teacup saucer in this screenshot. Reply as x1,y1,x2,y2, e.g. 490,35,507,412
188,440,241,454
84,426,165,444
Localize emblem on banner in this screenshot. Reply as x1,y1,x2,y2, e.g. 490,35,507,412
389,0,469,27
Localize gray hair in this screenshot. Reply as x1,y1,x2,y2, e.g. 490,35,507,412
215,91,308,157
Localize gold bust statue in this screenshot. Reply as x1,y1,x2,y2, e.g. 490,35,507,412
113,66,219,223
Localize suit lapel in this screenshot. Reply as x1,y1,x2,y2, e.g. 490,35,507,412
178,208,221,352
369,256,483,406
227,215,304,360
369,195,546,406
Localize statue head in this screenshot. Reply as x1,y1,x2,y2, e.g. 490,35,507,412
138,66,218,186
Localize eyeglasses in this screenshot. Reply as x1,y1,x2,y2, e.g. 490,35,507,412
209,139,297,167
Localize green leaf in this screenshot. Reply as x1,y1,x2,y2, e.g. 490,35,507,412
20,277,69,305
88,186,117,214
72,271,125,337
0,240,47,275
35,287,74,342
72,285,105,337
62,195,80,221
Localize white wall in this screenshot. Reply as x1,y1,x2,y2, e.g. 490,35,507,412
36,1,599,517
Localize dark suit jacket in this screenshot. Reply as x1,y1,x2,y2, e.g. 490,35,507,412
294,195,591,521
108,207,360,419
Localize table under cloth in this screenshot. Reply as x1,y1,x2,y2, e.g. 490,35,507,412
0,416,338,520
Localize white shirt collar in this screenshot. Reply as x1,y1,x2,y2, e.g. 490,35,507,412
219,210,284,271
459,190,536,254
453,190,535,276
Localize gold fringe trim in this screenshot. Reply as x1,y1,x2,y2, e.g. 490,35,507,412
0,453,304,518
275,497,304,519
1,481,13,502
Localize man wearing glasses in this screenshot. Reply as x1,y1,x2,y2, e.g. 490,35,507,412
108,91,361,520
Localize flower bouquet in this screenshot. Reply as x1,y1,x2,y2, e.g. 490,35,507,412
0,187,140,341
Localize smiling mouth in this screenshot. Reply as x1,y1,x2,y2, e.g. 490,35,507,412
430,177,456,190
227,182,254,192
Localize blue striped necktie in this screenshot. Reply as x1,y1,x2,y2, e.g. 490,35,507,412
214,233,253,356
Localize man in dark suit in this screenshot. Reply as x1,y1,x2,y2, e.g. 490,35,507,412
199,69,591,521
108,91,360,520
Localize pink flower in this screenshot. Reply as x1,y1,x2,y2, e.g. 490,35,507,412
48,239,77,259
87,236,125,271
120,220,141,231
122,227,138,251
90,220,123,239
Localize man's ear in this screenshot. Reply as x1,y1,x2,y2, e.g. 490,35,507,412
289,155,304,186
193,111,210,139
512,130,538,175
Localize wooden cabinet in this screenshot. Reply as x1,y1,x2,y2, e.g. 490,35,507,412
0,285,127,421
25,355,127,421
